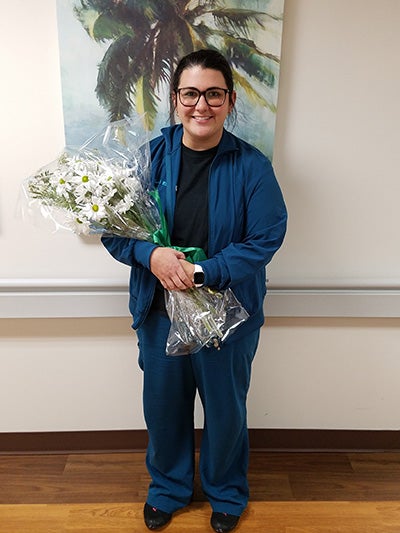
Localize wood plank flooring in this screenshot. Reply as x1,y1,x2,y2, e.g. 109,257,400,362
0,451,400,531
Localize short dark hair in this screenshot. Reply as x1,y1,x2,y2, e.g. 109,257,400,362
171,49,235,106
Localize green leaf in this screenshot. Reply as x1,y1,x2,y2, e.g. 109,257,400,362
96,35,136,121
212,8,266,36
74,5,134,42
232,71,272,110
73,6,101,39
92,14,134,41
135,76,158,131
224,36,277,87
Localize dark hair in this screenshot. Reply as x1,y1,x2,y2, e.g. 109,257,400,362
171,49,236,111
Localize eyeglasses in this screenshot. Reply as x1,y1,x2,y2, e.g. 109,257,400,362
176,87,230,107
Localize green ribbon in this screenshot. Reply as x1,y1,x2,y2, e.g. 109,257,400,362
150,190,207,263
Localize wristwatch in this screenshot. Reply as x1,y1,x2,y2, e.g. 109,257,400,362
193,264,205,287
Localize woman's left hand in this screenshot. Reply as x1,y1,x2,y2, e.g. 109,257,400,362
179,259,195,288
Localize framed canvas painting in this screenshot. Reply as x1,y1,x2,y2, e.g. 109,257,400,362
56,0,285,159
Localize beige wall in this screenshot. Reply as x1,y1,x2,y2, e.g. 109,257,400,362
1,317,400,431
1,1,400,432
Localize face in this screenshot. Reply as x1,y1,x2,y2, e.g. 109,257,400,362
173,66,236,150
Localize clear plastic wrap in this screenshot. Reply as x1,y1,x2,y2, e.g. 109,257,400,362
21,116,249,355
21,116,159,238
165,286,249,356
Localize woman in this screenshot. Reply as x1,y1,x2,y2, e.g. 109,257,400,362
102,49,287,532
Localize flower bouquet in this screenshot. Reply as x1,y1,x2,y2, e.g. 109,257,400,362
21,116,248,355
21,117,157,239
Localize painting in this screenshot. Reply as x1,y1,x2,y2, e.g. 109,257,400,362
56,0,285,160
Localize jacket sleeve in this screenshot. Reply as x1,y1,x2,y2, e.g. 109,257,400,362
201,155,287,290
101,236,157,270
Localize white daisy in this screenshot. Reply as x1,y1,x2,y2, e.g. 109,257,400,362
80,197,107,222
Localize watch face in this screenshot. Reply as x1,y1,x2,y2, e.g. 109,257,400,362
194,271,205,284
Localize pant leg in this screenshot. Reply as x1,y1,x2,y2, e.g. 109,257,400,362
137,310,197,513
191,329,260,516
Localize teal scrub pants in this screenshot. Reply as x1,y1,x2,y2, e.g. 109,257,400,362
137,309,260,516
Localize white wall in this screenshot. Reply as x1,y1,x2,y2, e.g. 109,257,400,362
1,317,400,431
1,0,400,433
271,0,400,288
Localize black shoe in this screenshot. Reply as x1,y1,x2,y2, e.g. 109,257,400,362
143,503,172,530
210,512,240,533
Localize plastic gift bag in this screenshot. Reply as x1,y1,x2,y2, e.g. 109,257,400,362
165,286,249,355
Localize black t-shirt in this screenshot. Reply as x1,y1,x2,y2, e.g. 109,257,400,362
171,143,218,257
151,143,217,313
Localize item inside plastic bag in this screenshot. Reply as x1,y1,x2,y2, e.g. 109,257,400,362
165,286,249,356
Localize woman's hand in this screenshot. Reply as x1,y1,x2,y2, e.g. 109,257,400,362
179,258,195,283
150,247,194,290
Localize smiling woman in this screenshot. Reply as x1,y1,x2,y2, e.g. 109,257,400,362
101,49,287,532
172,65,236,150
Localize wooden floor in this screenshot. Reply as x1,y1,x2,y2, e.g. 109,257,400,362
0,451,400,531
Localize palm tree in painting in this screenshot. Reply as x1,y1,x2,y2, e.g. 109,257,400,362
74,0,281,130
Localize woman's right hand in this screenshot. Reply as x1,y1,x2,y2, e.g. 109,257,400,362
150,247,194,290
